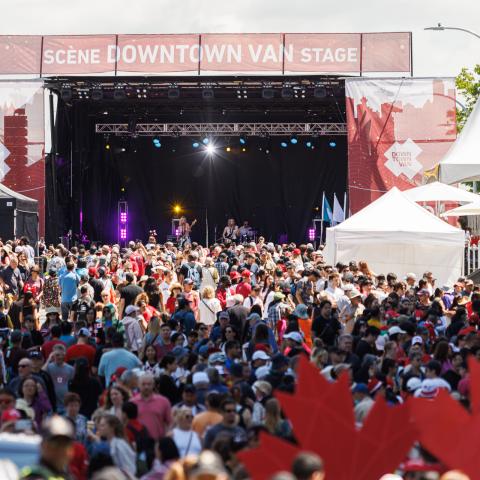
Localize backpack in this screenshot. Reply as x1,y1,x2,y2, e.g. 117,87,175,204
126,423,154,476
186,263,201,289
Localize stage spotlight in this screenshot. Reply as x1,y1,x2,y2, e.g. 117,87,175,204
314,86,327,98
173,204,182,214
105,144,110,150
153,138,161,148
202,138,210,145
265,148,270,154
192,142,200,149
60,88,72,102
241,147,246,152
239,137,246,145
91,88,103,101
113,89,126,101
168,88,180,99
329,141,337,148
281,87,293,99
306,141,313,148
206,144,215,155
262,88,275,99
202,89,215,100
226,146,231,152
280,141,288,148
290,137,298,145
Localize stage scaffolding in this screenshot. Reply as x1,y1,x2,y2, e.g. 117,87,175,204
95,122,347,137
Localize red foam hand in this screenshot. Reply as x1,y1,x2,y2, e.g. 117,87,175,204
276,357,416,480
411,357,480,479
237,431,301,480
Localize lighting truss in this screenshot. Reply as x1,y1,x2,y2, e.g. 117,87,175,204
95,122,346,137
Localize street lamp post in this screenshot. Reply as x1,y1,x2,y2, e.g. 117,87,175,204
424,23,480,40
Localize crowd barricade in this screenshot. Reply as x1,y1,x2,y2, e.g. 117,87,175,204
466,243,480,275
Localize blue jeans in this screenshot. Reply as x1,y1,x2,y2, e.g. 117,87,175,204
61,301,73,321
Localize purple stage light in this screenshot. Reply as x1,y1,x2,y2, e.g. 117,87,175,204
120,212,127,223
120,228,127,240
308,228,316,241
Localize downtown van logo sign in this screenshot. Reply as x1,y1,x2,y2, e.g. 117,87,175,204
0,33,411,76
384,139,423,180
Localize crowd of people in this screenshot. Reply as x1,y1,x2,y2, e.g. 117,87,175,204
0,234,478,479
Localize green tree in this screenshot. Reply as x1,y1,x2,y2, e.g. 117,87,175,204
456,64,480,132
455,66,480,192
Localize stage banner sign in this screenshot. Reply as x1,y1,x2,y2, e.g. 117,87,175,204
42,35,117,75
346,78,457,213
116,34,200,74
0,33,412,76
200,34,284,73
0,82,45,235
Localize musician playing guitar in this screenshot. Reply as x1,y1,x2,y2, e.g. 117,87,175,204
222,218,239,242
178,216,197,248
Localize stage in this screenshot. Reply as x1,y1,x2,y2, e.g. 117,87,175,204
46,76,348,244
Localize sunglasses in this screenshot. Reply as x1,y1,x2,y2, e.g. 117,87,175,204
224,409,236,413
199,327,208,331
185,414,193,419
18,364,30,368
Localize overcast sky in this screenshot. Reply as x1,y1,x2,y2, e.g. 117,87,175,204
2,0,479,78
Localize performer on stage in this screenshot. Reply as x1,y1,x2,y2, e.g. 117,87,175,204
222,218,239,242
178,216,196,248
238,220,253,242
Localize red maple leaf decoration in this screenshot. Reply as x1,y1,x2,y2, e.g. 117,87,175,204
411,357,480,479
238,357,417,480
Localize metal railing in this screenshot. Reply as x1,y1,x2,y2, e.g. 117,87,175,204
465,244,480,275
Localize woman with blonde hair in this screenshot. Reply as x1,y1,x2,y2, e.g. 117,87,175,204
198,285,221,327
264,397,292,440
139,315,163,357
171,407,202,458
200,257,219,291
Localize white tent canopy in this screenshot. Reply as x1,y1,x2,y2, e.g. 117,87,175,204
442,200,480,217
438,98,480,185
323,188,465,286
403,181,479,203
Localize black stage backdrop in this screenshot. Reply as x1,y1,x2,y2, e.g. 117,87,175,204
52,102,347,245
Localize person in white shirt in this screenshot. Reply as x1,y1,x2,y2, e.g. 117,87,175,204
198,286,222,326
172,407,202,458
160,268,174,308
324,273,344,304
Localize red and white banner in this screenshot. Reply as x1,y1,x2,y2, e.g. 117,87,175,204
346,78,457,213
0,82,45,235
0,33,412,76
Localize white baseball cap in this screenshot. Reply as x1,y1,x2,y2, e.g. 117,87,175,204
252,351,270,361
283,331,303,344
412,335,424,345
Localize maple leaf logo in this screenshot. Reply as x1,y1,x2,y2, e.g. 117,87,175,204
238,357,417,479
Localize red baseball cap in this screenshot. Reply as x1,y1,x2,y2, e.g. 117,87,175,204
88,267,97,277
230,271,241,280
241,270,251,277
293,248,301,255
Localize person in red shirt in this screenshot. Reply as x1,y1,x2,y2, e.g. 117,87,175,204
236,270,252,299
216,276,231,310
132,373,172,440
66,328,96,367
42,324,67,359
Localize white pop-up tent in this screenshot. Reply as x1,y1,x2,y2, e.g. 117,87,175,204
438,98,480,185
323,188,465,286
442,200,480,217
403,181,479,203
